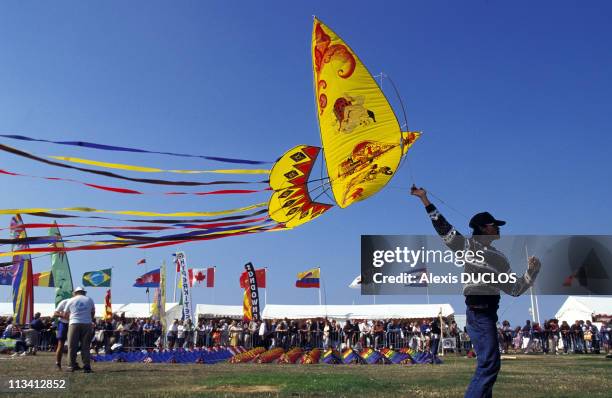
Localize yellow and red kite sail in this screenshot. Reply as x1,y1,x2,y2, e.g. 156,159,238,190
268,145,332,228
312,18,420,208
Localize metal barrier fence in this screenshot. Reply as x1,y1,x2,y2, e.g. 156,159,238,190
5,327,610,355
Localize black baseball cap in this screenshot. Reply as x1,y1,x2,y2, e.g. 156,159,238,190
469,212,506,229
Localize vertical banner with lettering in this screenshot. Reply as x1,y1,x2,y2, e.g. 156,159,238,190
175,252,192,321
244,262,261,321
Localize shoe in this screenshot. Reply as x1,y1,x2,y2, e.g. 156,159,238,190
19,352,27,356
56,363,62,370
83,367,93,373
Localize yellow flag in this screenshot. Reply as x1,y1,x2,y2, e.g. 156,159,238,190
312,18,420,208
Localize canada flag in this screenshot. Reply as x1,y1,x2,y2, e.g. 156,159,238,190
188,267,215,288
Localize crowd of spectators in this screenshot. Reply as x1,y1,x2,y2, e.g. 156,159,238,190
498,318,610,354
1,314,610,356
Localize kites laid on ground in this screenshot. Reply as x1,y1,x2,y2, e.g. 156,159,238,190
0,18,420,257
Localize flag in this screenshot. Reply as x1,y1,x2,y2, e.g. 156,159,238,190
173,255,181,273
242,262,261,321
11,214,34,325
404,267,428,287
349,275,361,289
104,289,112,320
49,222,74,306
151,287,160,319
134,268,160,288
243,289,253,321
188,267,215,288
239,268,266,289
82,268,112,287
296,268,320,288
33,271,55,287
137,258,146,265
177,275,183,305
176,252,193,320
159,261,167,334
0,265,15,285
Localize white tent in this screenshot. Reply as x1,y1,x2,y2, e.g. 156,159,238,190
0,302,179,322
163,303,183,325
114,303,156,318
555,296,612,323
0,302,59,318
262,304,454,321
94,303,125,317
195,304,243,319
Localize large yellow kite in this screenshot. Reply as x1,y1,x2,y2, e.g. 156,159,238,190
312,18,419,208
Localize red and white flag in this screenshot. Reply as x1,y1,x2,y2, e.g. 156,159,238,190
188,267,215,288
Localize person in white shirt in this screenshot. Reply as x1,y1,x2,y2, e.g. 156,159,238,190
167,319,178,349
53,295,73,370
176,320,186,349
65,287,95,373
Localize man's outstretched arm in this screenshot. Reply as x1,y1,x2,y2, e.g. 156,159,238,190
410,185,467,251
499,256,541,297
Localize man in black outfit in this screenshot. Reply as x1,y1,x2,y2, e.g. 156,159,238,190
411,185,541,398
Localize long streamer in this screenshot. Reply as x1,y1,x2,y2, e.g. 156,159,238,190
0,223,284,256
0,217,273,246
0,134,272,164
49,156,270,174
0,168,270,196
0,202,267,218
0,144,269,186
26,208,270,224
0,216,270,232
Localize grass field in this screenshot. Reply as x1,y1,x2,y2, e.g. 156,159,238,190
0,352,610,397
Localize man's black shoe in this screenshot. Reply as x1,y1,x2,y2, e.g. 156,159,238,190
83,367,93,373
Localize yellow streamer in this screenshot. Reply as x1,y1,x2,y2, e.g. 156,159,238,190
49,156,270,175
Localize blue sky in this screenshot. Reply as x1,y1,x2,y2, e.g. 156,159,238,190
0,1,610,325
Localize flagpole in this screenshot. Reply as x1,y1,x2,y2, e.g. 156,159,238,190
144,252,150,315
212,267,216,304
525,246,537,323
111,266,114,317
264,267,268,307
534,290,541,324
172,253,178,303
318,267,322,306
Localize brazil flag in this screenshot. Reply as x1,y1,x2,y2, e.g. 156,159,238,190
82,268,111,287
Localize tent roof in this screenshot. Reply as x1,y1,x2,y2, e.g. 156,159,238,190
555,296,612,321
0,302,178,320
0,302,59,318
113,303,179,318
195,304,243,319
1,302,454,321
262,304,454,320
95,304,125,316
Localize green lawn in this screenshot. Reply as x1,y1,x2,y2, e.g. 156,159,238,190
0,353,610,397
